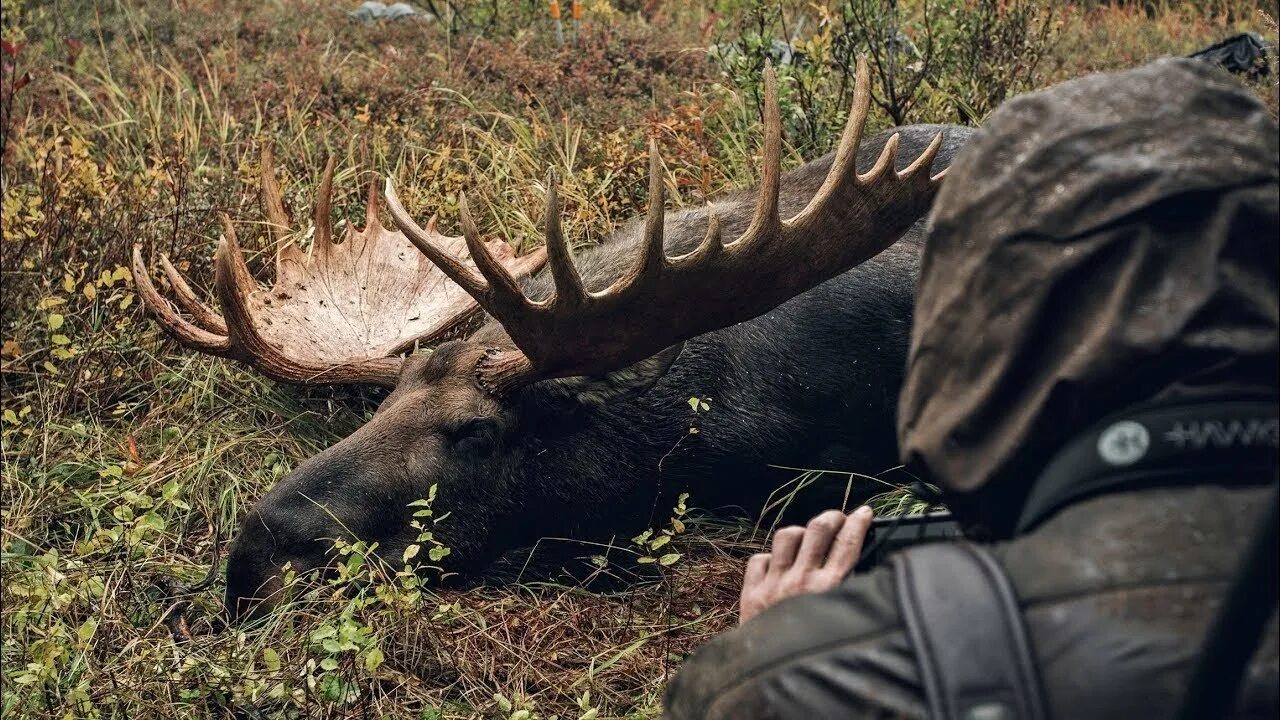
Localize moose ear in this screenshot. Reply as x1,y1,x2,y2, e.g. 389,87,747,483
537,343,685,409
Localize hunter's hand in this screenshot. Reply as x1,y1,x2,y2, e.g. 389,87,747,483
739,506,874,624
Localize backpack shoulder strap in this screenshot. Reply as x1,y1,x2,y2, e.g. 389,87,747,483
893,542,1048,720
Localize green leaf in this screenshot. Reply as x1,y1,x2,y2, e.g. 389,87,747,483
47,314,64,330
319,657,339,671
658,552,682,566
320,674,343,702
50,334,71,345
650,534,670,549
262,647,281,671
403,544,420,563
637,556,656,564
631,529,652,545
311,624,337,641
364,646,385,671
77,617,98,643
428,545,450,562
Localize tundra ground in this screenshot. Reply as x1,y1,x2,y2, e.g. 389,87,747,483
2,2,1275,718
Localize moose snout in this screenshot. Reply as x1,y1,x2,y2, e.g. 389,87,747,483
224,498,332,622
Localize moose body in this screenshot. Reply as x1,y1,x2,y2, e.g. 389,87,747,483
218,123,972,613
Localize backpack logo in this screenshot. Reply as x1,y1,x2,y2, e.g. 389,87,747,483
1097,420,1150,466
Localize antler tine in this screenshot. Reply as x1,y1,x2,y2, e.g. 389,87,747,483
357,139,384,230
742,62,783,246
313,155,336,250
259,146,291,244
692,203,724,262
542,169,588,306
801,55,872,217
383,178,489,299
213,214,265,355
636,139,667,276
897,131,946,184
158,254,227,334
458,191,525,303
365,170,382,229
859,132,901,184
131,245,232,354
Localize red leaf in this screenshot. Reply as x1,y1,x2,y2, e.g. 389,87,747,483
65,38,84,66
0,39,23,58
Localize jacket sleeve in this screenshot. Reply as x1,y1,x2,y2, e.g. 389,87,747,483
664,566,928,720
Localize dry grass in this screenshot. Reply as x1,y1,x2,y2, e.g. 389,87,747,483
2,1,1275,718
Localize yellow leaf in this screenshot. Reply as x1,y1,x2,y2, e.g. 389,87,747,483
51,335,71,345
100,269,114,287
62,275,75,293
112,266,132,283
82,284,97,301
47,314,64,330
42,361,59,375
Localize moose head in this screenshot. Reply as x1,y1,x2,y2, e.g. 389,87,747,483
134,60,948,620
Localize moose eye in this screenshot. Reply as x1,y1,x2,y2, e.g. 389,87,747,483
451,417,499,456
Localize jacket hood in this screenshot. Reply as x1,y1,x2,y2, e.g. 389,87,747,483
897,58,1279,535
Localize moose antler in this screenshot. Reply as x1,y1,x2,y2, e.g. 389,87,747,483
384,57,947,395
133,147,547,386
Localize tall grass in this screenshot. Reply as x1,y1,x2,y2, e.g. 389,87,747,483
2,1,1274,718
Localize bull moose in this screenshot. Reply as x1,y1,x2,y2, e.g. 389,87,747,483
133,60,972,618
